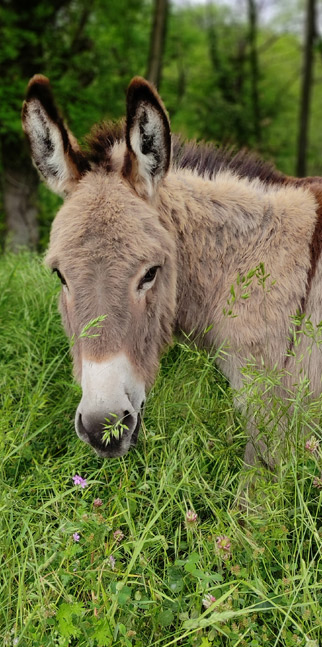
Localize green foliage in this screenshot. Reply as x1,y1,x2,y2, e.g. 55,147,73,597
0,0,150,140
0,0,151,249
1,253,322,646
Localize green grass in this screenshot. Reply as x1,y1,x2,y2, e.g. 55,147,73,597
0,253,321,647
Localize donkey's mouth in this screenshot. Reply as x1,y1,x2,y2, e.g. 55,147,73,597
76,411,142,458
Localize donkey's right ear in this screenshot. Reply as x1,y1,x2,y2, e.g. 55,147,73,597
123,77,171,200
22,75,89,197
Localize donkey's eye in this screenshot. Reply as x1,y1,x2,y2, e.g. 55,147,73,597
138,265,160,290
52,268,67,286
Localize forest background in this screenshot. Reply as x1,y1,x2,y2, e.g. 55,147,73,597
0,0,321,252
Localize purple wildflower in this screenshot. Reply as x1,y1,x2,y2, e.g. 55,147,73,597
305,436,320,453
202,593,216,609
72,474,88,488
113,529,124,543
73,532,80,542
93,498,103,507
109,555,116,570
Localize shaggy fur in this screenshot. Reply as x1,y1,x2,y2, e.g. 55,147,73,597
22,74,322,466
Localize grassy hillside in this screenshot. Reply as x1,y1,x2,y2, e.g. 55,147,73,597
0,253,322,646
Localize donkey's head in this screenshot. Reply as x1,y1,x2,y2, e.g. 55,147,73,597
22,75,177,457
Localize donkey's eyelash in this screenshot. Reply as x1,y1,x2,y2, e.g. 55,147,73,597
52,268,67,286
138,265,160,290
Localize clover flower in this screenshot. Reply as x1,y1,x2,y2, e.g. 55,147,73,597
113,529,124,543
313,475,322,489
73,532,80,542
202,593,216,609
305,436,320,453
185,509,198,527
230,564,241,575
216,535,231,560
109,555,116,570
93,498,103,507
72,474,88,488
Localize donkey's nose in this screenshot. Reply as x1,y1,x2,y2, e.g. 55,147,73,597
77,410,136,440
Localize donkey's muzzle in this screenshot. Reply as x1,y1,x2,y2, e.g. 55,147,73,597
75,409,141,458
76,354,146,457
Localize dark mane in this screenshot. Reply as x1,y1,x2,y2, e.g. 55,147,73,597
85,120,125,171
172,135,286,185
86,120,286,185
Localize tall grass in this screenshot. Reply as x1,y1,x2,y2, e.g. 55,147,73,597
0,253,321,647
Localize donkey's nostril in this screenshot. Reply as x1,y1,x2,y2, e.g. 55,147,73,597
123,411,135,431
77,412,87,436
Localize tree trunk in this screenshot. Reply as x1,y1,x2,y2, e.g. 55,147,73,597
147,0,169,89
296,0,316,177
247,0,261,144
3,157,39,251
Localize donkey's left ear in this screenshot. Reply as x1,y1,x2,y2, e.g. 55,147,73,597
123,77,171,199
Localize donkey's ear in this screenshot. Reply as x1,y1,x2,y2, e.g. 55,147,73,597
123,77,171,199
22,75,89,197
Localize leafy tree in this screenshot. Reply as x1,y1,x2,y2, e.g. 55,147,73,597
0,0,150,249
147,0,169,88
296,0,317,176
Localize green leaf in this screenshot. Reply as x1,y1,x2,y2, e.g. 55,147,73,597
56,602,85,638
158,609,174,627
200,639,211,647
79,315,107,339
92,618,113,646
169,577,184,592
186,552,200,565
118,586,132,606
118,623,127,635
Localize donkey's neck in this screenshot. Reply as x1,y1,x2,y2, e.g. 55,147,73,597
157,169,314,351
157,169,255,344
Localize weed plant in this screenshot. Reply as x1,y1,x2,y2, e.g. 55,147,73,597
0,253,321,647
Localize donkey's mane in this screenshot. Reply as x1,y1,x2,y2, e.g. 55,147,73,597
85,120,125,172
171,137,286,185
86,120,286,185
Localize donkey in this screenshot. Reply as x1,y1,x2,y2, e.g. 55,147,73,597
22,74,322,466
